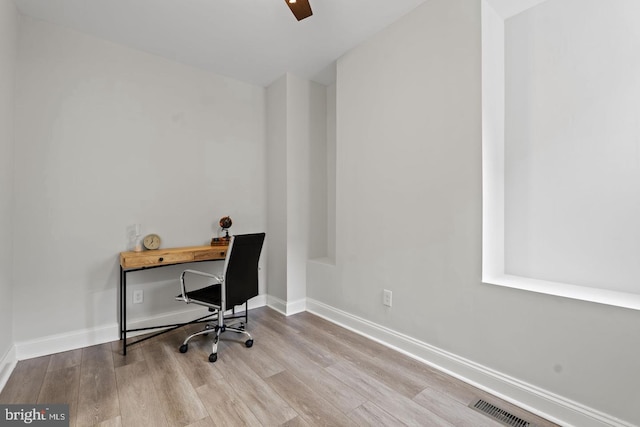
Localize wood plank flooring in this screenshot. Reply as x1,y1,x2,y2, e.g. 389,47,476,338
0,307,559,427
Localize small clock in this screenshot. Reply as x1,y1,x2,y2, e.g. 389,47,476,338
143,233,161,250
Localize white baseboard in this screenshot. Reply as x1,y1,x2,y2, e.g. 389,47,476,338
267,295,286,315
129,294,266,329
15,323,119,360
0,345,17,393
266,295,305,316
305,298,634,427
249,294,268,310
14,294,269,361
285,298,306,315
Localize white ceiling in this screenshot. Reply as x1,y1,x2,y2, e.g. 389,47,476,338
12,0,429,87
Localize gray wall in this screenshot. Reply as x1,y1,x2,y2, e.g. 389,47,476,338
0,0,18,372
309,0,640,424
266,76,288,303
266,73,327,311
12,16,267,346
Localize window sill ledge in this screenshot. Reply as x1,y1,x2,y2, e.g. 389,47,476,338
483,274,640,311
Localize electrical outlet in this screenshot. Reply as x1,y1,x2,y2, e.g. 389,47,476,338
383,289,392,307
133,290,144,304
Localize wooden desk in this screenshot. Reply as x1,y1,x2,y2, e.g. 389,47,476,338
120,245,228,269
119,244,229,354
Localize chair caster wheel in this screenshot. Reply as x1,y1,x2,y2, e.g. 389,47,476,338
209,353,218,363
179,344,188,353
245,339,254,348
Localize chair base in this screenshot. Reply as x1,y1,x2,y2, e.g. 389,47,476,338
178,320,254,362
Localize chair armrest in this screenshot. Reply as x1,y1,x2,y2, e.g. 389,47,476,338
178,269,223,303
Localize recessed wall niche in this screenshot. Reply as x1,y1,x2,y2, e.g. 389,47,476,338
482,0,640,310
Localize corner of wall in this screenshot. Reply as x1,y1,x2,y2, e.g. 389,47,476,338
0,345,17,394
0,0,20,377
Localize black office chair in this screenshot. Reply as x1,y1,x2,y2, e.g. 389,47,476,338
176,232,265,362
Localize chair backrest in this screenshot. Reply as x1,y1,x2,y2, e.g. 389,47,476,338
223,233,266,308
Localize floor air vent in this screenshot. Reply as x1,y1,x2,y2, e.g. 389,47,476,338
469,399,531,427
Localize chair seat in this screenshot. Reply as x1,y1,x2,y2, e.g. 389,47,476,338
180,284,221,306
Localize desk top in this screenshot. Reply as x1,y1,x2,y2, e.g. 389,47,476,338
120,244,229,269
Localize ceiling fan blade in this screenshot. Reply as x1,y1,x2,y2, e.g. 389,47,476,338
284,0,313,21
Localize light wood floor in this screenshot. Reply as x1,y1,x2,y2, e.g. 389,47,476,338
1,307,558,427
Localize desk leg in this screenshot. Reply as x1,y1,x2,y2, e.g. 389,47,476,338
121,266,127,355
120,266,123,340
